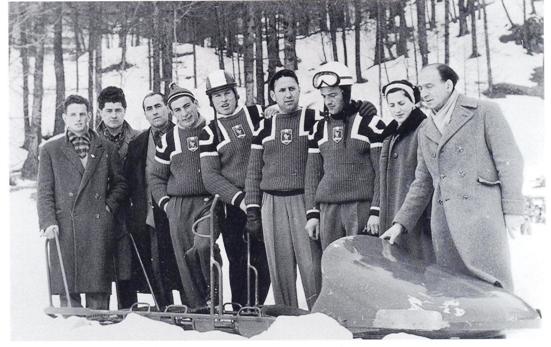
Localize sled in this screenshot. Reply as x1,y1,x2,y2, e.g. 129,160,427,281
312,235,542,339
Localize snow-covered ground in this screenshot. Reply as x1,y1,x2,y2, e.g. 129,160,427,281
7,0,548,341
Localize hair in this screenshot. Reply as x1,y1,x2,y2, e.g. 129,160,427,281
426,63,460,89
64,94,90,113
382,80,421,104
268,69,299,92
142,91,165,111
340,85,352,106
98,86,127,110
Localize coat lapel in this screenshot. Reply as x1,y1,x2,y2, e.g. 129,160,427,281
77,138,104,197
422,116,442,145
61,140,85,176
437,94,476,151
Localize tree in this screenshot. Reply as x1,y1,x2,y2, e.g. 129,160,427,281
396,0,409,58
445,0,450,64
95,6,103,109
430,0,436,29
353,0,365,82
255,5,265,106
468,0,480,58
87,2,96,125
214,4,225,69
457,0,470,36
500,0,516,27
416,0,429,66
70,4,81,92
152,3,161,92
266,5,279,85
282,7,297,70
328,0,339,61
22,3,45,179
53,2,65,136
341,1,349,66
161,2,174,93
17,2,31,150
244,4,255,105
374,0,385,65
482,0,493,94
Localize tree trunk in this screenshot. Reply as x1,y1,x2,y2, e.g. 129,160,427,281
482,0,493,94
214,5,225,69
374,0,385,65
22,4,45,179
469,0,480,58
255,6,265,106
266,9,278,84
445,0,450,64
18,2,30,150
283,8,297,70
87,3,95,127
416,0,429,66
341,10,349,66
382,5,395,60
531,0,537,15
162,3,174,93
457,0,470,36
148,37,152,90
244,4,255,105
430,0,436,29
193,18,197,89
397,0,409,58
53,2,65,136
500,0,516,27
120,24,128,71
95,31,103,111
353,0,364,82
152,3,161,92
328,1,339,61
319,0,328,32
71,5,80,93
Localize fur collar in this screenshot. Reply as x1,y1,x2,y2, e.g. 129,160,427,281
383,108,427,138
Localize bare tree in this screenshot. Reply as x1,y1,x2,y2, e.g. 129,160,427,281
328,0,339,61
482,0,493,94
468,0,480,58
417,0,429,66
70,4,81,92
95,6,103,106
244,4,255,105
445,0,450,64
87,3,96,125
17,2,31,150
341,2,349,66
353,0,365,82
53,2,65,135
283,8,297,70
152,3,161,92
214,4,225,69
430,0,436,29
396,0,409,58
255,5,265,106
457,0,470,36
266,5,279,84
161,2,174,93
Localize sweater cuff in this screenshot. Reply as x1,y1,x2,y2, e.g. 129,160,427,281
306,209,320,220
247,204,261,210
369,206,380,217
246,206,261,214
159,196,170,211
231,191,245,207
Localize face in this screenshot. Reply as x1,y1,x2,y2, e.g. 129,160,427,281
418,67,453,111
386,91,415,125
170,96,200,129
211,88,238,115
320,86,345,115
270,76,300,114
143,94,169,128
63,103,90,135
100,101,126,129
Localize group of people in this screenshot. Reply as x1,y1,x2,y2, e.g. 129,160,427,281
37,61,526,312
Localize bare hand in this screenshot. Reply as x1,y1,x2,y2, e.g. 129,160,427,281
42,225,59,239
366,215,380,235
505,214,527,239
264,104,281,119
305,218,320,240
379,224,404,245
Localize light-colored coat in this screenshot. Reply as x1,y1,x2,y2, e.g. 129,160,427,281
37,132,127,294
394,94,524,291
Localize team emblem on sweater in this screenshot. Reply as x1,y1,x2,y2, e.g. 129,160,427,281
332,126,344,143
187,136,199,152
280,129,292,145
232,124,246,138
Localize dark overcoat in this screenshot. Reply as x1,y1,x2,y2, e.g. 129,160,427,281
394,95,524,291
374,109,434,262
37,131,127,294
124,127,181,293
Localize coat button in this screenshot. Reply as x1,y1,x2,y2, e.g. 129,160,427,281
438,199,443,205
458,170,465,177
463,194,470,200
68,192,74,197
440,174,446,180
432,153,437,158
95,214,100,219
457,146,464,153
392,153,398,159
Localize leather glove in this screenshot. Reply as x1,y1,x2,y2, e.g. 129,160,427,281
244,207,263,242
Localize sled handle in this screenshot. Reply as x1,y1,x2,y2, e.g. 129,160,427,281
53,233,72,309
192,214,212,238
209,195,224,316
245,233,259,307
128,233,160,311
164,304,189,314
130,302,151,313
45,240,53,308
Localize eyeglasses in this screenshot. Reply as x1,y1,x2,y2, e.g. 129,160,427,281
312,71,340,89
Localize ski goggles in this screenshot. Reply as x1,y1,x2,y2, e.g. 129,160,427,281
312,71,341,89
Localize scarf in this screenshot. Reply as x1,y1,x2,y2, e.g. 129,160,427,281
431,90,459,134
67,130,91,158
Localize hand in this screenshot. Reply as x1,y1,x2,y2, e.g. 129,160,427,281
379,224,404,245
263,104,281,119
305,218,320,240
244,208,263,241
505,214,527,239
42,225,59,239
366,215,380,235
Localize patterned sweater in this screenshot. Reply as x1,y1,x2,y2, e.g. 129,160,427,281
149,121,208,210
245,108,321,208
304,101,386,220
199,104,264,206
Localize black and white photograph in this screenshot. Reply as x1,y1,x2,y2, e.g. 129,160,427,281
5,0,548,341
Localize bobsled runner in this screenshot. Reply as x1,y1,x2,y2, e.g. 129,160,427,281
44,195,541,338
313,235,542,338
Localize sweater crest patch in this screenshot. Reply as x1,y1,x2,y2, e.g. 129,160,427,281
187,136,199,152
332,126,344,143
281,129,293,145
231,124,246,138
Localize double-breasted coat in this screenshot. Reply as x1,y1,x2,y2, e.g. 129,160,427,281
37,131,127,294
394,94,524,291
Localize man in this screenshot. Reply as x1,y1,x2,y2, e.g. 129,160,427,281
124,91,182,309
305,61,386,250
199,70,271,307
381,64,526,291
37,95,127,309
149,84,222,308
244,69,322,310
96,86,141,309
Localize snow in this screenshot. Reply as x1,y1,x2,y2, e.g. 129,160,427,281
5,0,549,342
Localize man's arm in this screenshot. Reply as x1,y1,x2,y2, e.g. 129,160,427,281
149,133,173,212
304,120,324,220
37,145,58,231
105,147,128,214
245,118,268,209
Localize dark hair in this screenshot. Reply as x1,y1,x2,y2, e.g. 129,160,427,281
382,79,421,103
98,86,127,110
64,94,90,113
268,69,299,92
427,63,459,89
142,91,165,111
340,85,352,106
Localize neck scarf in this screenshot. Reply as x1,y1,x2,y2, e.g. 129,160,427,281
67,130,91,158
431,90,459,134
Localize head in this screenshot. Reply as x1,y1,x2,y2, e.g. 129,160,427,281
166,83,201,129
269,69,301,114
382,80,420,125
418,64,459,111
313,61,354,115
205,70,239,115
63,95,91,135
142,92,169,129
98,86,127,130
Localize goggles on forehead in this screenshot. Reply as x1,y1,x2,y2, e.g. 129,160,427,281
312,71,341,89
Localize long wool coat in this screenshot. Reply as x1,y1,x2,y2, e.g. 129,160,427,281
37,132,127,294
394,94,524,291
372,109,434,263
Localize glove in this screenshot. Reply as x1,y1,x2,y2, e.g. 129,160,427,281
244,207,263,241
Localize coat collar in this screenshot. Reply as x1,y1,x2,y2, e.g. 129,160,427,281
383,108,427,139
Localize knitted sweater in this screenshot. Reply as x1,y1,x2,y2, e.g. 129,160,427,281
245,108,321,208
304,101,386,220
149,121,208,210
199,104,264,206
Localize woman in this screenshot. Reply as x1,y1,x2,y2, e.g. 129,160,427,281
366,80,434,262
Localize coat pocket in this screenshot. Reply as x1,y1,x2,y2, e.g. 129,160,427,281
477,176,501,186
